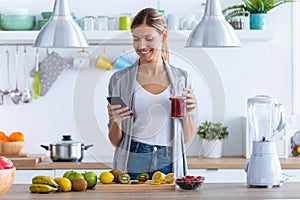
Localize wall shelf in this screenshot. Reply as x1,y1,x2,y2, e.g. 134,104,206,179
0,30,274,45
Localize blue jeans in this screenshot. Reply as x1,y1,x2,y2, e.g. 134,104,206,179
127,140,173,180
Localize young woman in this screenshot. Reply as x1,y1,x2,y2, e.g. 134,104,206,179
107,7,197,179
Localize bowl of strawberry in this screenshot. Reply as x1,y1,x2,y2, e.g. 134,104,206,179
175,175,204,190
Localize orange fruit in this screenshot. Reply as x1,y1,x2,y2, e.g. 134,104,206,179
9,132,24,142
0,131,10,142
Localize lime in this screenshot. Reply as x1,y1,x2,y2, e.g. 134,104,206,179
99,171,114,184
82,171,98,188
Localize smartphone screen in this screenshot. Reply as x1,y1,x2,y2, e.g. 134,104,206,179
106,96,133,116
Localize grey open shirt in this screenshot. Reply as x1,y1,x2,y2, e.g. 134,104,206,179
107,60,197,177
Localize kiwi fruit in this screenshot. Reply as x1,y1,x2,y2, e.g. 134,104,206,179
110,169,125,183
137,173,149,182
72,178,87,191
117,173,131,184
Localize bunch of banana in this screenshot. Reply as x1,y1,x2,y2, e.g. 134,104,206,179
29,175,59,193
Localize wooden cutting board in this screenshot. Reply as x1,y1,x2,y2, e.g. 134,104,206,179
7,154,45,167
0,153,30,157
95,182,176,191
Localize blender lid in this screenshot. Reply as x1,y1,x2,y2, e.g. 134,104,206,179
248,95,272,104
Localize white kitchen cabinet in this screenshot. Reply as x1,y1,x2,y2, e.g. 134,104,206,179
189,169,300,184
189,169,247,183
14,170,55,184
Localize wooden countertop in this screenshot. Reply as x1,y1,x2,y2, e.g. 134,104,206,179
2,182,300,199
15,156,300,170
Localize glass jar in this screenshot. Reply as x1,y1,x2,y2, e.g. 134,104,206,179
119,13,132,30
108,17,118,30
95,16,108,31
80,16,95,31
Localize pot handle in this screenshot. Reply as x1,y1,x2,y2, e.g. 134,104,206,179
83,144,93,150
40,145,50,151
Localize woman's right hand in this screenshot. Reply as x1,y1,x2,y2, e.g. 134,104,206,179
108,105,133,125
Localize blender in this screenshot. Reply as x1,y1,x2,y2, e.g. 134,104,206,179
245,95,286,187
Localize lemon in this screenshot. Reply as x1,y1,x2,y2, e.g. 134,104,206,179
54,177,63,185
165,173,175,184
152,171,165,183
297,146,300,154
60,178,72,192
99,171,114,184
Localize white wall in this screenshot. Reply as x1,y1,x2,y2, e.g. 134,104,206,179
0,0,294,162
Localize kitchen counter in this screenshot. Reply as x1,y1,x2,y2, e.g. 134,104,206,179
15,156,300,170
2,182,300,199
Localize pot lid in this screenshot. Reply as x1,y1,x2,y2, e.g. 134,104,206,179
53,135,82,145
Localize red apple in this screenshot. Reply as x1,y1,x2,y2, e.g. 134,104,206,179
0,156,14,169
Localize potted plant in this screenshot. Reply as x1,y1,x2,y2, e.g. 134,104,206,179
197,121,229,158
222,0,294,30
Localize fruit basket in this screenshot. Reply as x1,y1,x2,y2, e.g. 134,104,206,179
0,142,24,155
0,166,16,195
175,175,204,190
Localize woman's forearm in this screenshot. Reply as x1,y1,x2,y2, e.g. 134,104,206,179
181,114,196,143
109,122,123,147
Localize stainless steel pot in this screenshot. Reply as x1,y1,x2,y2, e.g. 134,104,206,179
41,135,93,162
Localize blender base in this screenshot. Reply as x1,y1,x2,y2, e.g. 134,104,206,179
246,142,284,188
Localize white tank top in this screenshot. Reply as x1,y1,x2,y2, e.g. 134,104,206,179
132,82,172,146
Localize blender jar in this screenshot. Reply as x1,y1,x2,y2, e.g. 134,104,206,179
247,95,285,142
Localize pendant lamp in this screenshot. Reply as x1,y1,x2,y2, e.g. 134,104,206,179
186,0,240,47
34,0,88,48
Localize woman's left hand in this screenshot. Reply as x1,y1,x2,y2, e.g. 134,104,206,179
182,88,197,114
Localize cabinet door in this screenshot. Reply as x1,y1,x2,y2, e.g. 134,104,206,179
189,169,247,183
15,170,55,184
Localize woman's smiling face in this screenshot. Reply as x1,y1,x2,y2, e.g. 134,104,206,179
132,24,166,64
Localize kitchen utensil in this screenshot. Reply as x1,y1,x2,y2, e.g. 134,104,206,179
113,56,132,69
41,11,75,19
245,95,286,188
4,48,11,95
0,91,3,105
72,49,90,70
95,16,108,31
40,135,93,162
30,51,70,96
10,80,21,104
96,55,112,70
10,46,21,105
21,46,32,103
119,13,132,30
80,16,95,31
0,14,36,30
32,49,41,100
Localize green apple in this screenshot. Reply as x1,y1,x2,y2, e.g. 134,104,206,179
67,171,84,182
82,171,98,189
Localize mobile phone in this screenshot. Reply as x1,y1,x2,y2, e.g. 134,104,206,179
106,96,133,116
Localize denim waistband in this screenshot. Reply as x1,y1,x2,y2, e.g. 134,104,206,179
130,140,172,153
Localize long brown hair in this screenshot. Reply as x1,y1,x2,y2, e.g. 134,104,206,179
131,7,169,62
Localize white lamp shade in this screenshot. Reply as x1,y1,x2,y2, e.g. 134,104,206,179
186,0,241,47
34,0,88,48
